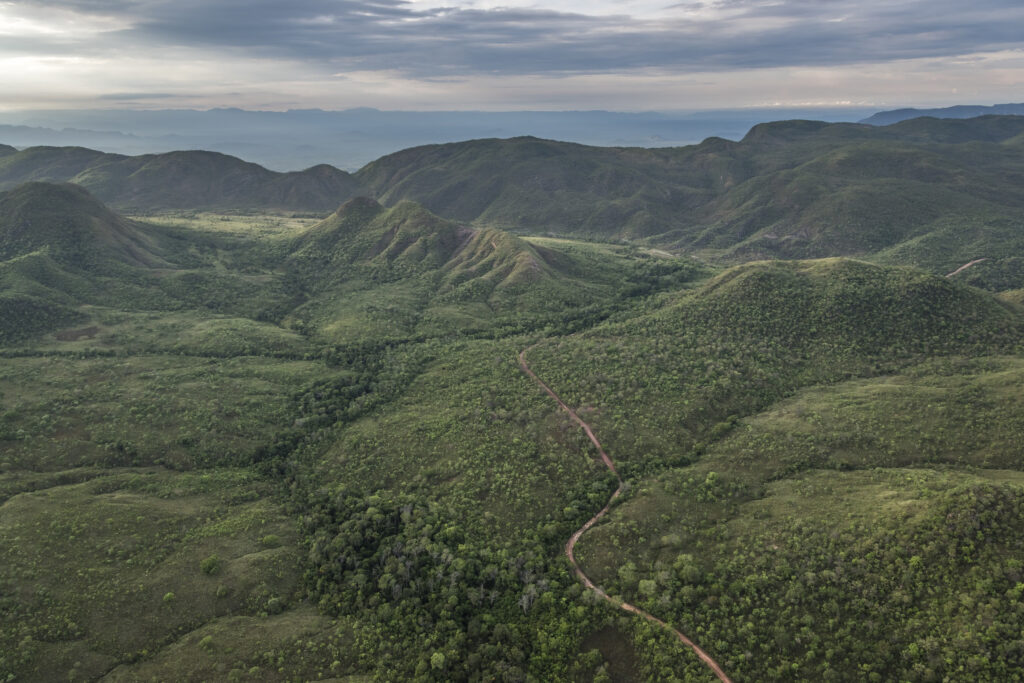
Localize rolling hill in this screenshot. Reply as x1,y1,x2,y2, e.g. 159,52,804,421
0,182,168,269
3,116,1024,277
861,103,1024,126
520,258,1024,680
0,146,362,212
0,182,177,343
283,196,706,340
356,117,1024,271
3,129,1024,681
0,182,703,346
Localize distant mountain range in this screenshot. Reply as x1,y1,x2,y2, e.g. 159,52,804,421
351,116,1024,271
4,105,1019,172
0,145,360,213
6,115,1023,274
861,103,1024,126
0,107,874,171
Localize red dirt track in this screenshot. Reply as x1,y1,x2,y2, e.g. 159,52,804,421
519,346,732,683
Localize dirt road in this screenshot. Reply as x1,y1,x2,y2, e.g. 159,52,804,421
519,346,732,683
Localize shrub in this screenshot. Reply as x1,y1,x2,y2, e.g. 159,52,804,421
200,554,221,575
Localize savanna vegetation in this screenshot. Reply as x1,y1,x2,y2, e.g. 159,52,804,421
2,118,1024,682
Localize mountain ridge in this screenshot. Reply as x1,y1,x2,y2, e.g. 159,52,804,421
3,114,1024,275
0,181,168,270
861,103,1024,126
0,146,361,212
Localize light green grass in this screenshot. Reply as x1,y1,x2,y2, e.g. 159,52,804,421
0,468,305,681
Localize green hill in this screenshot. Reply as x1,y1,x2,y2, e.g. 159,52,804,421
526,258,1023,476
284,197,705,340
6,122,1024,682
0,182,310,346
0,182,169,267
355,118,1024,271
520,258,1024,680
354,135,736,239
4,117,1024,273
0,146,362,212
290,196,582,291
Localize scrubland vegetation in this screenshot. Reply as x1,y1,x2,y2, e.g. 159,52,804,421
3,117,1024,681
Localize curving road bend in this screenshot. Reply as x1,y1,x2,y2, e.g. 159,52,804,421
519,346,732,683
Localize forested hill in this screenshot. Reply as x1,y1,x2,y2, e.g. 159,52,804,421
0,182,168,269
4,134,1024,679
2,115,1024,270
860,103,1024,126
356,116,1024,269
0,146,362,212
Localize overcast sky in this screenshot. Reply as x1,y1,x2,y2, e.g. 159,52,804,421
0,0,1022,111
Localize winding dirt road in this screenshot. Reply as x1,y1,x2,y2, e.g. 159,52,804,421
946,257,989,278
519,346,732,683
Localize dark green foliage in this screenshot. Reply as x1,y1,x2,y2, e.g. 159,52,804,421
954,257,1024,292
0,146,361,212
200,555,221,575
527,258,1023,480
5,131,1024,682
301,486,622,681
0,291,85,344
353,117,1024,270
642,478,1024,682
0,182,167,269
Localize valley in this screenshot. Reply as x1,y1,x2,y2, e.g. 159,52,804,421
2,117,1024,682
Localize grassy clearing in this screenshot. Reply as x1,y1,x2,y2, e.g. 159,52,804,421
5,177,1024,680
0,355,336,472
130,211,321,240
0,468,306,681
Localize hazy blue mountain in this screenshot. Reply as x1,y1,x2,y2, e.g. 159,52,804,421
4,114,1024,275
0,106,874,171
861,103,1024,126
0,146,361,212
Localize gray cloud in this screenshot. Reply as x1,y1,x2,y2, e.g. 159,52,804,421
97,92,180,100
7,0,1024,77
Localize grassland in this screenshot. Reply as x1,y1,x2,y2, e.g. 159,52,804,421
573,357,1024,680
5,116,1024,274
0,190,714,681
2,156,1024,682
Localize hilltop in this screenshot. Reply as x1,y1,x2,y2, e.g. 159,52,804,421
3,115,1024,278
861,103,1024,126
0,182,167,269
357,117,1024,272
0,184,704,346
2,150,1024,679
0,146,361,212
284,196,705,339
520,258,1024,680
0,106,872,171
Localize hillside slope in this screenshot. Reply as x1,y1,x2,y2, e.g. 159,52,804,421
0,182,167,269
861,103,1024,125
0,146,362,212
357,117,1024,270
527,258,1023,471
4,116,1024,273
0,182,311,346
3,174,1024,681
520,257,1024,680
283,197,705,340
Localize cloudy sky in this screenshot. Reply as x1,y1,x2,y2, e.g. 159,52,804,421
1,0,1022,111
